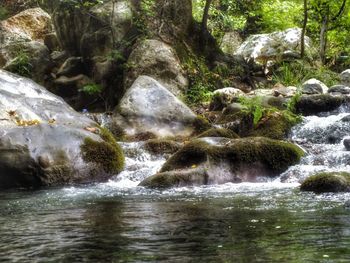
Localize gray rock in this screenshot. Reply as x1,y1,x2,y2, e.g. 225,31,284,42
116,75,197,137
210,87,244,110
235,28,311,64
0,70,124,189
44,32,60,52
295,95,345,115
0,8,53,83
328,85,350,95
301,78,328,95
344,138,350,151
340,69,350,86
125,39,188,96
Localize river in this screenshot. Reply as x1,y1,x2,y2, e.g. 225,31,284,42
0,107,350,262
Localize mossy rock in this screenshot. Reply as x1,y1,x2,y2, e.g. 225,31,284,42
144,139,182,155
81,128,125,174
191,115,212,134
217,110,300,140
249,111,301,140
300,172,350,193
141,137,304,188
161,137,304,174
197,128,239,139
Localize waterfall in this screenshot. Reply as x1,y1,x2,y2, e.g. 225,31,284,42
280,106,350,183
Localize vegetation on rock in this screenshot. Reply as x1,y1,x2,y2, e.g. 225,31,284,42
300,172,350,193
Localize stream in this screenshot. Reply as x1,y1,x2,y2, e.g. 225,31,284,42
1,107,350,262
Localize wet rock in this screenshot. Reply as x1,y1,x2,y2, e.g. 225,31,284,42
301,78,328,95
115,76,198,137
235,28,310,64
210,87,245,111
344,138,350,151
125,39,188,96
0,70,124,189
140,137,304,188
328,85,350,95
300,172,350,193
295,95,345,115
144,139,182,155
196,128,239,139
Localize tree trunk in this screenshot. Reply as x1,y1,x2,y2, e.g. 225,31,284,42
300,0,308,58
200,0,213,45
320,11,329,65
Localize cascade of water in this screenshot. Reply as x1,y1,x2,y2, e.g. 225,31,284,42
280,106,350,183
106,142,167,188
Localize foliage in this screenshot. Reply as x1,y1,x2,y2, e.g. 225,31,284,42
183,55,218,105
272,60,340,87
0,6,9,20
286,91,302,113
59,0,103,8
79,83,103,96
7,51,32,78
238,96,264,126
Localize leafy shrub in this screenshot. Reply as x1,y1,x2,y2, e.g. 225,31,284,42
7,51,32,77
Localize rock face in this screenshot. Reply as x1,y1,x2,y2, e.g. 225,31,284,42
300,172,350,193
301,78,328,95
52,0,134,57
0,8,53,83
116,75,197,137
140,137,303,188
235,28,311,64
125,39,188,96
0,70,124,189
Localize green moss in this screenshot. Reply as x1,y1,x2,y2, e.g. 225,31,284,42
144,139,182,155
192,115,212,134
250,111,302,140
197,128,239,139
161,137,304,174
300,172,350,193
81,128,125,173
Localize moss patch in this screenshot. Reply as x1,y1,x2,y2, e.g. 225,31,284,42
144,139,182,155
300,172,350,193
197,128,239,139
217,110,301,140
161,137,304,174
81,128,125,174
249,111,302,140
191,115,212,134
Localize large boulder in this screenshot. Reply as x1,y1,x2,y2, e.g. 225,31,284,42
295,94,347,115
301,78,328,95
300,172,350,193
0,8,53,83
0,70,124,189
125,39,188,96
115,75,199,137
140,137,304,188
235,28,311,64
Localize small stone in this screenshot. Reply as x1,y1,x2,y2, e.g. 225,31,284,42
301,79,328,95
343,138,350,151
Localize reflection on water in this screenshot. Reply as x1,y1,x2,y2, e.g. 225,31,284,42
0,185,350,262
